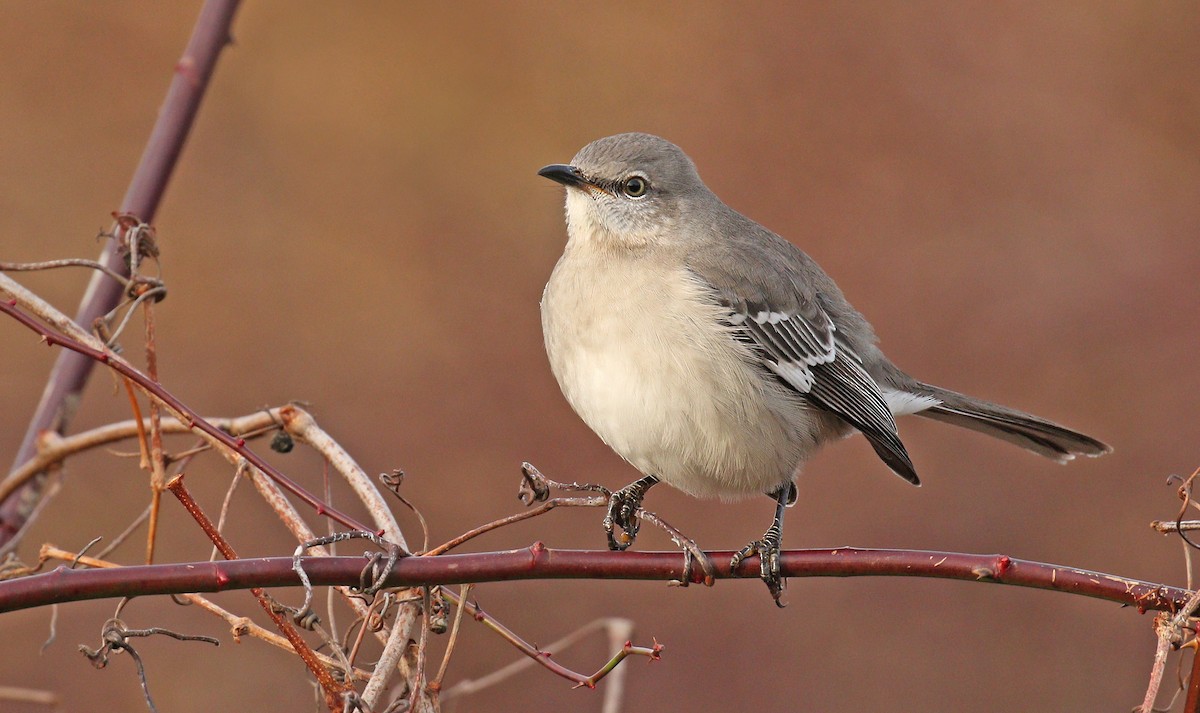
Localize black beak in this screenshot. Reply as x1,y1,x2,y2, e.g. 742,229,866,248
538,164,589,189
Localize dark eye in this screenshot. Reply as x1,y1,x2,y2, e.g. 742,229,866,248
622,175,649,198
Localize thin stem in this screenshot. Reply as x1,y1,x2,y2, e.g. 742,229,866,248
439,587,622,689
0,258,136,289
1154,521,1200,534
0,297,373,534
1185,643,1200,713
38,545,369,681
431,583,473,689
424,496,605,556
1,0,243,552
1,409,286,504
164,474,351,708
576,640,663,689
439,617,632,703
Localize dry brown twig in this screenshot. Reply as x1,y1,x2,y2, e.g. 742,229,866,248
1141,589,1200,713
3,268,668,705
0,409,288,503
165,474,353,710
38,544,371,680
1139,466,1200,713
0,274,372,534
439,615,645,710
0,276,433,707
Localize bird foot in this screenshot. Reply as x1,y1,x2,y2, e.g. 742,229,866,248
731,533,785,607
603,485,645,551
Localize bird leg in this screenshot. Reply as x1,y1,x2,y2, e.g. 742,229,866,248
603,475,660,551
731,484,792,606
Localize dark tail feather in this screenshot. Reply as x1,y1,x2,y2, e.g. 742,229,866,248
912,382,1111,462
862,428,921,485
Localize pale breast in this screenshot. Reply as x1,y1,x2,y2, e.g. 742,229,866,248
541,250,831,500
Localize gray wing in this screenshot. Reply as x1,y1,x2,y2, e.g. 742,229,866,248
719,292,920,485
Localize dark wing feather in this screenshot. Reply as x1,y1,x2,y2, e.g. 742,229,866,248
724,298,919,485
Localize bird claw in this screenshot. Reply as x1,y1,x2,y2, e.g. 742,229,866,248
731,536,785,607
603,488,643,551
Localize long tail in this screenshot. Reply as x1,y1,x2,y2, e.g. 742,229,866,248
909,381,1111,462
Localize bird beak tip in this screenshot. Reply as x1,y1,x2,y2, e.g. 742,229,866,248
538,164,587,188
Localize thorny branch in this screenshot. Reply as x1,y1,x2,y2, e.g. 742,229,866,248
0,545,1190,616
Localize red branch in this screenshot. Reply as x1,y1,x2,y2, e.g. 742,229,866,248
1,0,243,548
0,546,1187,615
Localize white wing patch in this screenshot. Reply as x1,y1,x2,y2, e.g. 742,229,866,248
881,388,942,416
766,360,816,392
733,307,836,395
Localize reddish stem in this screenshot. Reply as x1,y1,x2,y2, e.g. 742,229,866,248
166,474,351,708
1185,644,1200,713
0,546,1187,615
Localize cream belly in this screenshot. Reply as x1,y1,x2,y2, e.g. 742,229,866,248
541,250,839,500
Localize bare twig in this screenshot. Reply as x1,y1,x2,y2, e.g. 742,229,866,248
39,545,370,680
1184,641,1200,713
1,409,287,503
104,284,167,346
210,461,250,562
426,462,706,570
438,587,657,692
405,587,433,713
427,584,472,695
362,599,421,706
0,257,152,292
380,470,429,553
424,495,605,556
96,505,152,561
344,591,388,668
0,290,372,533
1155,521,1200,534
279,406,405,548
1,0,243,553
291,531,405,618
236,458,420,710
439,617,637,707
165,474,352,709
80,617,219,713
1141,588,1200,712
143,297,166,565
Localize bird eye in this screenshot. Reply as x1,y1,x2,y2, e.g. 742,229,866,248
622,175,649,199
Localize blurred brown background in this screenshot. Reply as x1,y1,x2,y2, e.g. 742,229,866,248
2,3,1198,711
